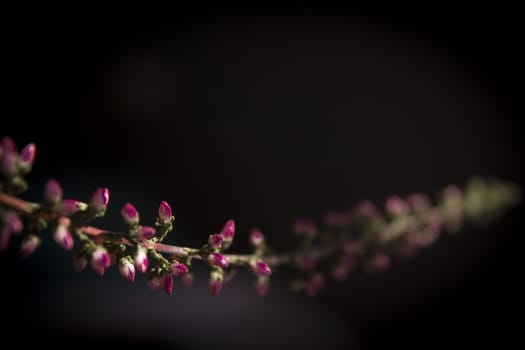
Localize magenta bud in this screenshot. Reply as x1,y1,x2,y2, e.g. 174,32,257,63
44,179,63,204
5,212,23,235
148,276,161,291
171,261,189,277
208,234,224,249
1,152,17,177
250,229,265,247
209,272,223,297
60,199,88,216
385,196,408,215
90,188,109,211
305,274,325,297
252,260,272,276
293,218,316,236
163,273,174,295
91,246,111,276
2,136,17,153
121,203,140,226
0,228,11,252
221,219,235,241
53,225,74,251
158,201,173,222
137,226,156,241
119,257,136,283
208,252,228,268
134,246,148,273
20,234,41,258
181,273,194,288
19,143,36,169
73,254,88,271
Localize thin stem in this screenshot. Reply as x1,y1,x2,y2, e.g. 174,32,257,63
0,192,37,213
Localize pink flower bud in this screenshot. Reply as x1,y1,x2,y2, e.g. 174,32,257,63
20,234,41,258
73,254,88,271
305,274,325,297
119,257,136,283
385,196,408,215
221,219,235,241
209,273,223,297
208,252,228,268
44,179,63,204
250,228,264,247
5,212,23,235
1,152,17,177
121,203,139,226
19,143,36,169
208,234,223,249
158,201,172,222
171,261,189,277
53,225,74,251
367,253,390,272
134,246,148,273
181,273,194,288
252,260,272,276
148,275,161,291
136,226,156,241
293,218,316,236
60,199,88,216
1,136,17,153
163,273,174,295
91,246,110,276
357,200,378,218
255,277,270,297
90,188,109,211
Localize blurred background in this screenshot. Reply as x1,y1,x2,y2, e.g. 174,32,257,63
2,5,524,349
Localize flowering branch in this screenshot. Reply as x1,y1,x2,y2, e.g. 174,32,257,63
0,136,521,297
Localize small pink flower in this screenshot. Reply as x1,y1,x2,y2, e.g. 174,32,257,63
385,196,408,216
90,188,109,211
208,234,223,249
163,273,174,295
208,252,228,268
357,200,378,218
19,143,36,170
119,257,136,283
158,201,172,222
252,260,272,276
53,225,74,251
73,254,88,271
171,261,189,277
91,246,110,276
60,199,88,216
293,218,316,236
221,219,235,241
44,179,63,204
250,229,264,247
148,276,161,291
1,152,17,177
121,203,139,226
134,246,148,273
136,226,156,241
20,234,41,258
5,212,23,235
181,273,194,288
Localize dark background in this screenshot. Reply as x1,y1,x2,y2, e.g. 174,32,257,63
2,6,524,349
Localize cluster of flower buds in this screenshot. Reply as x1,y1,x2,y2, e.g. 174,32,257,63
0,135,521,299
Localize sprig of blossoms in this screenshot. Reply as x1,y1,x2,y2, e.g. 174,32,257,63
0,136,521,297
